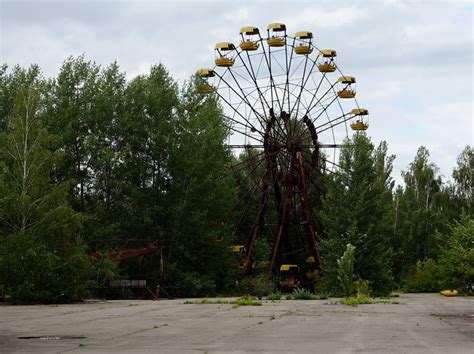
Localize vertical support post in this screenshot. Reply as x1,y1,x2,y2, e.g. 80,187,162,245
244,109,277,273
295,151,322,268
244,173,270,273
269,154,296,272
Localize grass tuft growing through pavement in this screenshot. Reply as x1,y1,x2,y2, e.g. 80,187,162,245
341,295,372,307
183,296,262,307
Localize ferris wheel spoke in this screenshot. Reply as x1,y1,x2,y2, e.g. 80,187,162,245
214,88,267,139
233,55,290,146
235,51,272,113
298,146,347,173
215,71,267,131
282,37,296,113
264,98,292,148
307,91,344,124
299,151,337,178
230,164,269,240
304,76,337,119
222,110,262,136
320,156,349,172
229,149,266,172
331,82,351,137
316,113,352,134
300,73,328,118
290,55,319,117
231,156,268,196
287,113,316,151
229,147,280,175
218,83,288,147
228,64,265,112
226,122,265,144
306,71,355,126
258,35,283,113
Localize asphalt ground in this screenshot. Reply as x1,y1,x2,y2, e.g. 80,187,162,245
0,293,472,353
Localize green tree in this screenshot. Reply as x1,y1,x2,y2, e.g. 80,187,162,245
0,64,43,132
83,62,127,244
0,87,90,302
164,79,236,296
116,64,179,244
320,133,394,295
438,215,474,292
452,146,473,216
47,56,100,210
394,146,445,279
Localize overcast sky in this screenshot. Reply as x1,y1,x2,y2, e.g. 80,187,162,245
1,0,472,185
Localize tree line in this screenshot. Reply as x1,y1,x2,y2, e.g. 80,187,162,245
0,57,472,302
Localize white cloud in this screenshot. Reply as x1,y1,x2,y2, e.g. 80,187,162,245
0,0,472,184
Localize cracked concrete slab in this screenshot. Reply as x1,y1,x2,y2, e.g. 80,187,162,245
0,293,472,353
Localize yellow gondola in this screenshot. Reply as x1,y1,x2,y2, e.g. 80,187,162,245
318,49,337,73
215,42,235,67
240,26,260,51
337,76,356,98
230,245,245,253
195,68,216,94
229,245,246,269
350,108,369,131
294,31,313,55
305,256,317,280
440,289,458,297
196,84,214,94
267,23,286,47
279,264,300,289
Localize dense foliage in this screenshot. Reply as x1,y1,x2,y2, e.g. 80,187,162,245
0,59,472,301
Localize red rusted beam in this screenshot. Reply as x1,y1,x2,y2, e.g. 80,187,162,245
269,154,296,272
89,241,165,262
295,151,322,268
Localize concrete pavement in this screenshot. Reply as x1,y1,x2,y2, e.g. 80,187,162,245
0,293,472,353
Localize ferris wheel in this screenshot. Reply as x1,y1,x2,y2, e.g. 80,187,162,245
196,23,369,280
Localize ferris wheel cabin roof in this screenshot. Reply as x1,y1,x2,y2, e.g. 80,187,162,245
351,108,369,116
240,26,260,35
320,49,337,57
267,23,286,31
337,76,356,84
294,31,313,39
215,42,236,50
196,68,215,78
280,264,298,271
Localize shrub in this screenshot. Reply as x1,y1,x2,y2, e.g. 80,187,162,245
438,216,474,293
403,258,440,292
353,279,370,297
337,244,356,297
174,271,217,297
244,274,275,299
267,292,282,301
313,275,334,296
0,234,92,303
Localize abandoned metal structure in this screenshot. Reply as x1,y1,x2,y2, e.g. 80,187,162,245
197,23,369,287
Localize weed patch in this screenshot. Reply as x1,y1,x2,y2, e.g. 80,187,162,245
267,292,282,301
290,288,316,300
341,295,372,307
183,296,261,307
232,296,262,306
